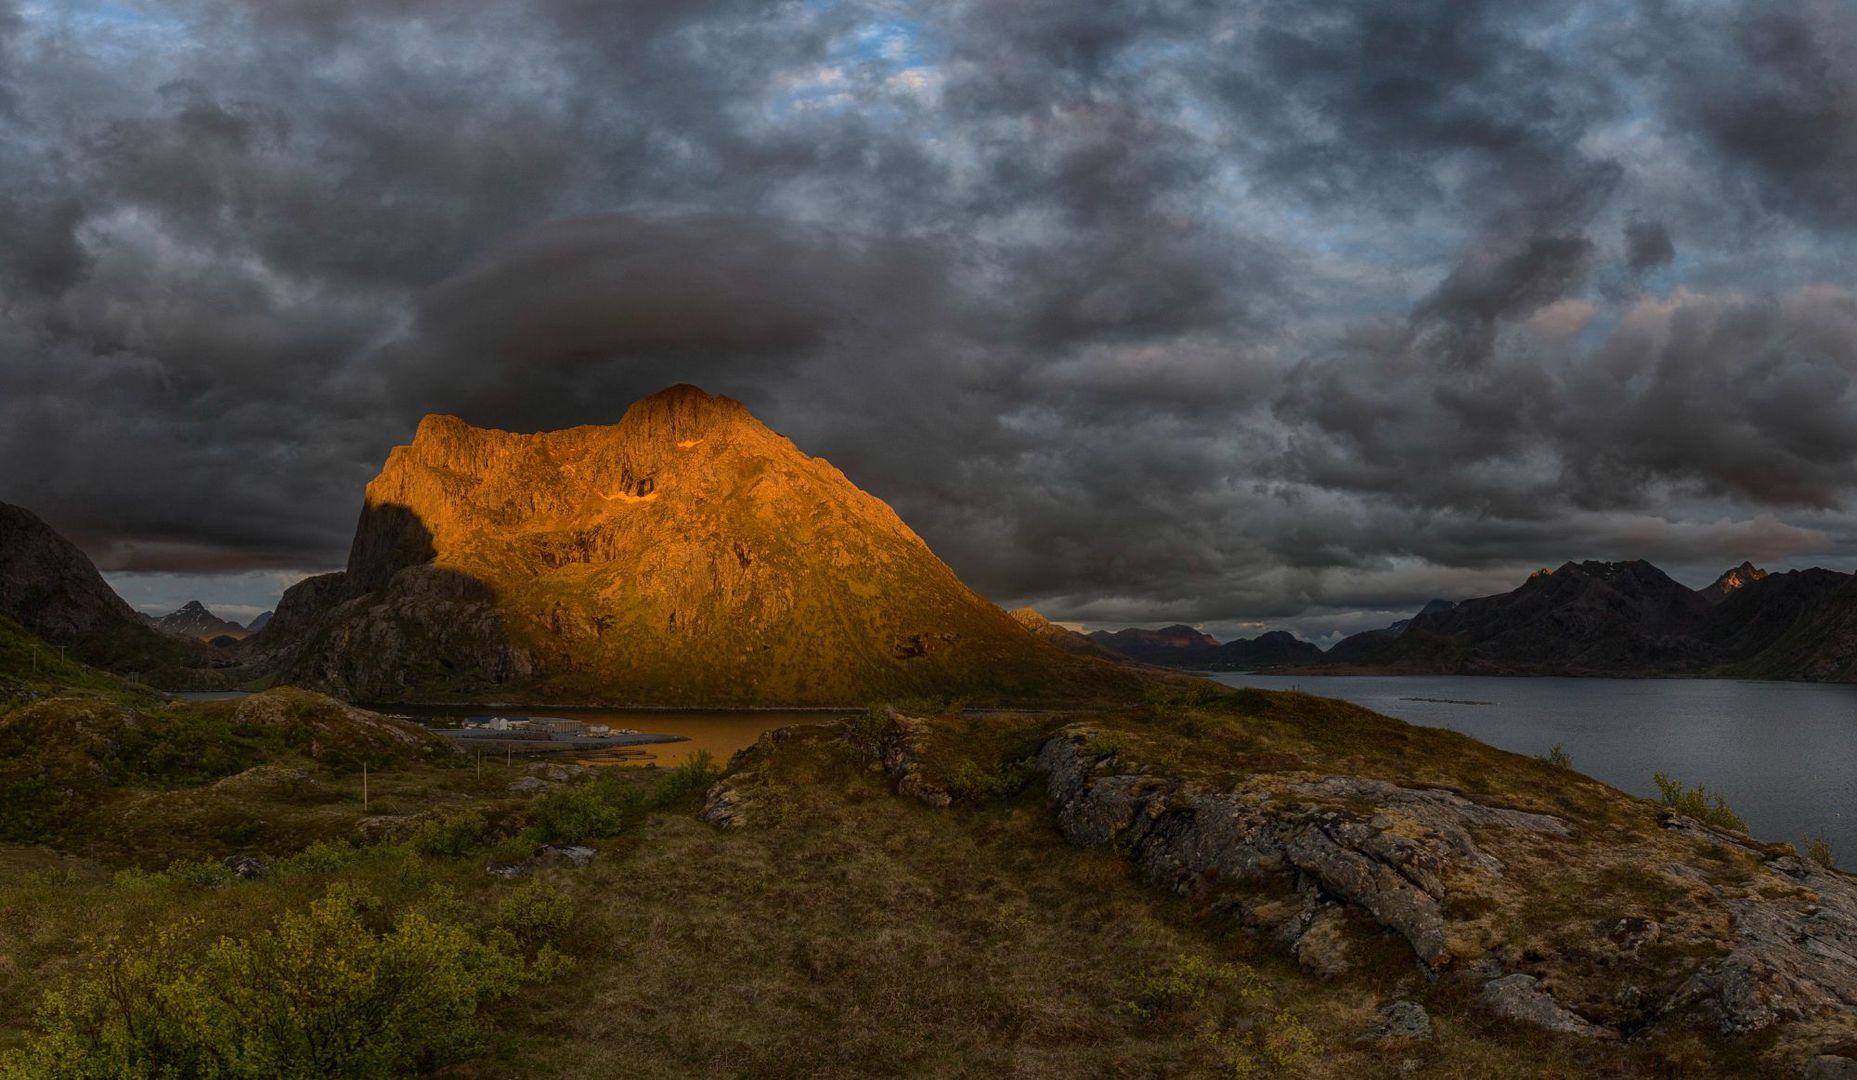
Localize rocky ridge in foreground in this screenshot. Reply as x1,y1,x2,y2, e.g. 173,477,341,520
703,694,1857,1076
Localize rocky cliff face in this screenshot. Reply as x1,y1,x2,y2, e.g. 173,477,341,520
0,502,226,688
271,385,1142,705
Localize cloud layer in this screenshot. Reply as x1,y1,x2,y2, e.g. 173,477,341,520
3,0,1854,639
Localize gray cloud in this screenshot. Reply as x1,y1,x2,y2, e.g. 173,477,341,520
1,0,1853,637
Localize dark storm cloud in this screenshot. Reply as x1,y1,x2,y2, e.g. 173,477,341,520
373,212,954,430
1644,0,1857,231
1625,218,1675,272
2,0,1854,634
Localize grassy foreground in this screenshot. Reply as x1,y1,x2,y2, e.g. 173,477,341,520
0,637,1836,1076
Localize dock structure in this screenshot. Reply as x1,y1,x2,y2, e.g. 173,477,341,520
435,717,688,758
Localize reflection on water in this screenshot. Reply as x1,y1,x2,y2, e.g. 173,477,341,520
1210,672,1857,862
384,705,853,768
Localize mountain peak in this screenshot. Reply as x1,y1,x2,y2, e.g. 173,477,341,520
282,386,1144,705
1702,561,1770,604
154,600,249,642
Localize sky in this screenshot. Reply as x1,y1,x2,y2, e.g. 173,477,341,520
0,0,1853,642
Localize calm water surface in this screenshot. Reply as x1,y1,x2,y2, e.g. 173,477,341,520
1209,673,1857,861
381,705,853,768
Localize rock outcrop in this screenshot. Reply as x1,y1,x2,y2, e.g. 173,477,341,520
265,385,1145,706
698,694,1857,1074
1025,720,1857,1065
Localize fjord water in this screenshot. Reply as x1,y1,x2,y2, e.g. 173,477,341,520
1211,673,1857,861
387,705,856,768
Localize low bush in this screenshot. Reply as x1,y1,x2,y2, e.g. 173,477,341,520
1084,730,1127,759
529,782,626,844
0,882,559,1079
412,811,487,857
943,758,1031,802
1653,772,1748,833
1541,744,1573,770
1805,835,1836,869
652,751,719,807
1115,954,1317,1078
495,880,575,953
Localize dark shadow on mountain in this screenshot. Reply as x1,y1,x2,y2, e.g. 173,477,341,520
244,503,527,704
344,500,441,595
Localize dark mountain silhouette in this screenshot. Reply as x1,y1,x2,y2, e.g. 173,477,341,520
1085,624,1219,664
0,502,229,688
1088,624,1322,670
1320,560,1857,679
1322,599,1457,665
1199,631,1324,670
246,610,273,632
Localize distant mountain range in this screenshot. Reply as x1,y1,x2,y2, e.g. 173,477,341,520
1085,625,1324,670
1087,559,1857,679
152,601,250,643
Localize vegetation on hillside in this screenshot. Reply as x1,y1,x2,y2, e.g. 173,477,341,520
0,651,1847,1077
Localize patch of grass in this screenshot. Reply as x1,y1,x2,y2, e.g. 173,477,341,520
1541,744,1573,770
1804,836,1836,869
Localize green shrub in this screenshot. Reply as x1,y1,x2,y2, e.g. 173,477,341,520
652,751,719,807
1540,744,1573,770
495,881,575,952
849,705,891,741
0,882,554,1079
412,811,487,857
273,839,362,877
1201,1009,1321,1079
1115,953,1263,1024
1116,955,1316,1077
1805,835,1836,869
1653,772,1748,833
530,782,624,844
943,758,1030,802
1083,730,1127,760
